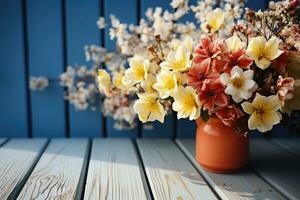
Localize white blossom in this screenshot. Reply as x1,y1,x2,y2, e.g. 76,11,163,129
28,0,246,130
29,76,49,90
97,17,106,29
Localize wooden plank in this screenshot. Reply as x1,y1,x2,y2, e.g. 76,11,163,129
137,139,217,200
84,139,149,199
0,139,7,146
26,0,66,137
65,0,103,137
250,139,300,200
176,139,287,200
0,139,47,199
17,139,89,200
140,0,174,138
104,0,139,138
272,138,300,156
0,0,29,137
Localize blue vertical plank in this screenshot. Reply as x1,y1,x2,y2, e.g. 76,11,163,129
65,0,103,137
26,0,66,137
104,0,139,138
140,0,174,138
246,0,268,10
0,0,28,137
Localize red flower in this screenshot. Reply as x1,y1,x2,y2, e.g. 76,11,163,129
225,49,253,73
193,36,228,73
187,58,219,92
198,79,228,112
272,51,289,74
215,105,244,127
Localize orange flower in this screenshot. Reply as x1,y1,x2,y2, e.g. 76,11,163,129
193,36,228,73
215,105,244,127
187,58,219,93
198,79,228,112
225,49,253,73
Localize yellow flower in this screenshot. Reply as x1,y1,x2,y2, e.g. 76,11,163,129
141,74,156,93
241,93,282,132
174,71,188,86
160,45,191,72
122,56,149,86
97,69,111,92
113,72,124,89
172,86,201,120
246,36,283,70
225,35,245,52
153,70,178,99
201,8,225,33
171,36,193,52
133,93,166,123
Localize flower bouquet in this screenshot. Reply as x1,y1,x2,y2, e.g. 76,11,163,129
30,0,300,172
117,0,300,172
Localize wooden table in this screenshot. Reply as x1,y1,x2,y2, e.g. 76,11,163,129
0,138,299,200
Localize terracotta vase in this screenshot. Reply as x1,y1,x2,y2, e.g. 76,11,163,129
195,116,249,173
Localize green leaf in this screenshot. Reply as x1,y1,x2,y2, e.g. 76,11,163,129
201,109,210,123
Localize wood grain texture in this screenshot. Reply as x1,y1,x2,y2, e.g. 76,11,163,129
17,139,88,200
84,139,148,200
176,139,287,200
272,138,300,156
250,139,300,200
137,139,217,200
0,139,47,199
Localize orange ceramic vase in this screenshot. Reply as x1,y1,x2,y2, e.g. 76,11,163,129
195,116,249,173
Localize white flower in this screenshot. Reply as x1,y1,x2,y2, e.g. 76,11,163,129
29,76,49,91
59,66,75,88
97,17,106,29
153,17,173,40
170,0,186,9
220,66,257,103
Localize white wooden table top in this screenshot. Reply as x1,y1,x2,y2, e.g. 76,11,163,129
0,138,298,200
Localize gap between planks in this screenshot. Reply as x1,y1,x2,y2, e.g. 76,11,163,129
0,138,8,146
0,138,48,200
176,139,287,200
271,138,300,157
137,139,217,200
84,138,150,200
250,139,300,200
17,139,89,200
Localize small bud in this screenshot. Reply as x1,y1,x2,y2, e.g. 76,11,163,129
155,34,161,41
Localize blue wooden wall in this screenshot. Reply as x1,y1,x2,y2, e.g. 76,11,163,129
0,0,269,138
